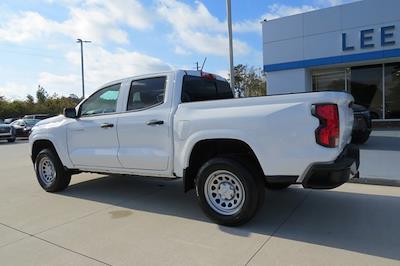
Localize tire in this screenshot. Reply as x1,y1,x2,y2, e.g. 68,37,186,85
7,138,16,143
266,182,291,190
351,131,371,144
35,149,71,192
195,157,265,226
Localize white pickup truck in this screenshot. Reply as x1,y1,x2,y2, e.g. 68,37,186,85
29,70,359,226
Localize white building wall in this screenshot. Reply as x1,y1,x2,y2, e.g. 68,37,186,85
268,69,308,95
262,0,400,95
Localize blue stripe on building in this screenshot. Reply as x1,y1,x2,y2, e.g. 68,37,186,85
264,48,400,72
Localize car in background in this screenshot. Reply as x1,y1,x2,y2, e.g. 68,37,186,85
11,119,40,138
0,120,16,142
351,104,372,144
23,114,54,120
4,118,18,124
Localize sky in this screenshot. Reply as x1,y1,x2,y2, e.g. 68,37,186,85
0,0,357,99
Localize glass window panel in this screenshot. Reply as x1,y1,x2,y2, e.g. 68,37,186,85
216,80,234,99
80,83,120,116
181,76,233,102
384,63,400,119
127,77,166,111
350,65,383,119
312,70,346,91
182,76,217,102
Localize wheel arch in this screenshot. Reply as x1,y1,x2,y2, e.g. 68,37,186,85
31,139,61,165
183,138,264,192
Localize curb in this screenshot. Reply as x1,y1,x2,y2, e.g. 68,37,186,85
349,177,400,187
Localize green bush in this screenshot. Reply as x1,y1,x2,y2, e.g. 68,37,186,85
0,88,80,119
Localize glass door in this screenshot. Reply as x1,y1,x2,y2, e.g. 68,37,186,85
384,63,400,119
349,65,383,119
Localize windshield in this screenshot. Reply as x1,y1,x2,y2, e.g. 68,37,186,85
24,119,40,126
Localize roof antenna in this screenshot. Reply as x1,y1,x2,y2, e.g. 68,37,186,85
200,57,207,72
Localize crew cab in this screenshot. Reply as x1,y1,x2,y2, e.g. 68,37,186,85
29,70,359,226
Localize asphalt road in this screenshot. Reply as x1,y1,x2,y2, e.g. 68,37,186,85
0,140,399,266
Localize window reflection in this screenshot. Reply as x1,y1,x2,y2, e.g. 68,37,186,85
350,65,383,119
311,63,400,120
312,70,346,91
385,63,400,119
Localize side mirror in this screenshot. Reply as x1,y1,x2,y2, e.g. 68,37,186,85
63,108,77,118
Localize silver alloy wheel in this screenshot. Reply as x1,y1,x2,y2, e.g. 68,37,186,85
38,156,56,186
204,170,245,215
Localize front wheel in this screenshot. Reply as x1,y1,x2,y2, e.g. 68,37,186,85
7,138,16,143
195,157,265,226
35,149,71,192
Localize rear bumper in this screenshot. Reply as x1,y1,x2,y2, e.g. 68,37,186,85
302,144,360,189
353,113,372,132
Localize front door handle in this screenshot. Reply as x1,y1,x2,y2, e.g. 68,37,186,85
146,120,164,126
100,123,114,128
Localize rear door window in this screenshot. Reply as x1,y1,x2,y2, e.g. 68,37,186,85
127,77,166,111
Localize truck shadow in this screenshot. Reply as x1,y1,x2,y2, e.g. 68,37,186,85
60,174,400,261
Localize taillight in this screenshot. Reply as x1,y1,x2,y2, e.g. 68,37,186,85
312,104,340,148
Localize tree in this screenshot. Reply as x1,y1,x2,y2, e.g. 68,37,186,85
230,64,267,97
0,86,79,119
26,94,35,105
36,85,48,104
68,94,80,100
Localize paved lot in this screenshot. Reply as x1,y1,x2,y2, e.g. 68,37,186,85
359,129,400,181
0,141,399,266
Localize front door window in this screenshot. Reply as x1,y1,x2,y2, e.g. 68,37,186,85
80,83,120,116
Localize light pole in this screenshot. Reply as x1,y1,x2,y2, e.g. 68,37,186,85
226,0,234,89
76,39,91,99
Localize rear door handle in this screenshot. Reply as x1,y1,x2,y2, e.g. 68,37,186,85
100,123,114,128
146,120,164,126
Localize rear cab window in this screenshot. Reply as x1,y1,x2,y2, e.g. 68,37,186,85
181,75,233,103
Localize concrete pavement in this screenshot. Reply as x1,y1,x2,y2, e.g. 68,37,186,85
0,141,399,265
359,129,400,181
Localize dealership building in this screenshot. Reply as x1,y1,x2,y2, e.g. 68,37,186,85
262,0,400,120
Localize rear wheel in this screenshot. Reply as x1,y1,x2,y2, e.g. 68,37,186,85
195,157,265,226
35,149,71,192
7,138,16,143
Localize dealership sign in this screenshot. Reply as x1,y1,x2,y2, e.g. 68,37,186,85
342,25,396,51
